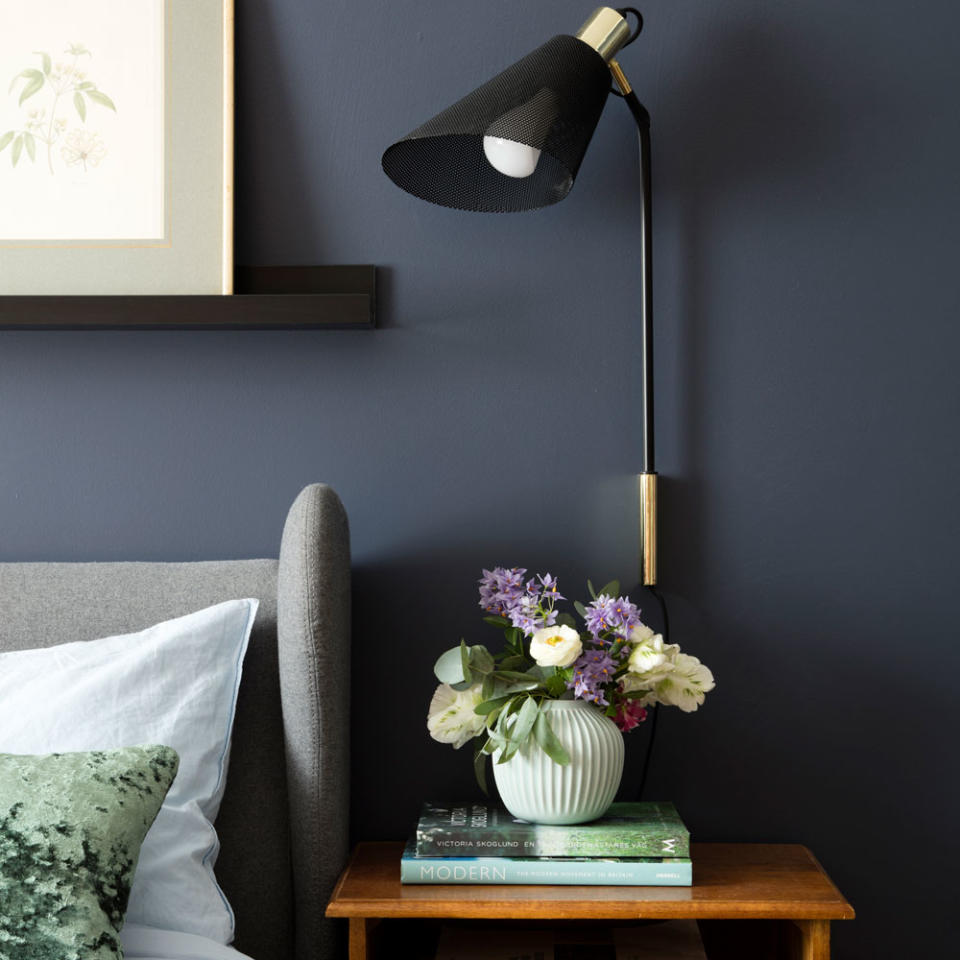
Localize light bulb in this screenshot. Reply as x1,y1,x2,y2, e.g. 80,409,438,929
482,136,541,178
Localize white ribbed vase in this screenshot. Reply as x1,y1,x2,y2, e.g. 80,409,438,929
493,700,624,825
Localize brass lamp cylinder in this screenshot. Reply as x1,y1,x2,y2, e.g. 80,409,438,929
639,472,657,585
575,7,631,61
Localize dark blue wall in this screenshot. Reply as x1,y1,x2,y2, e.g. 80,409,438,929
2,2,957,956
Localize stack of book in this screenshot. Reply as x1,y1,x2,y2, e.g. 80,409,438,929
401,800,692,886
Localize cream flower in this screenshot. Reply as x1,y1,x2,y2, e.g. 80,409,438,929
627,631,679,676
427,682,486,749
652,653,716,712
629,621,656,644
61,129,106,170
529,624,582,668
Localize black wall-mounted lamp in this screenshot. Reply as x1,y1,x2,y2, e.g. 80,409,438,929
383,6,659,586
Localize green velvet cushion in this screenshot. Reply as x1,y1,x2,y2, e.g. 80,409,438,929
0,745,179,960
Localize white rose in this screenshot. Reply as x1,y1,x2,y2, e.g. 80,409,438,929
627,632,679,676
652,653,716,712
529,625,583,668
427,682,486,749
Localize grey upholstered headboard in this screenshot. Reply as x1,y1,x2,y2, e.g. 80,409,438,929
0,483,351,960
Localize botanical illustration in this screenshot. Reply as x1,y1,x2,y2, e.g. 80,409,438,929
0,43,116,174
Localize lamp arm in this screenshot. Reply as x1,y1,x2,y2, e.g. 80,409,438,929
610,62,657,585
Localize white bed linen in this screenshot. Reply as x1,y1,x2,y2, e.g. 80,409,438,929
121,925,253,960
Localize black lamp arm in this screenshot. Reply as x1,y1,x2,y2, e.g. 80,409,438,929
611,67,658,585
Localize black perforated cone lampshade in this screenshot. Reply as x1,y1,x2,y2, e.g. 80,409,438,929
382,34,611,212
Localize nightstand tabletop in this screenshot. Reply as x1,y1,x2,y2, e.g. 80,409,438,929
326,841,854,921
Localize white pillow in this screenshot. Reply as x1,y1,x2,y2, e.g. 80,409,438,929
0,598,258,944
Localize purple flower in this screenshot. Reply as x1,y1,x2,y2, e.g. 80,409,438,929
539,573,564,602
583,593,641,641
567,649,620,706
584,595,616,639
478,566,528,618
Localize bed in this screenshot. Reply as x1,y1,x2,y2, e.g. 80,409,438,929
0,483,351,960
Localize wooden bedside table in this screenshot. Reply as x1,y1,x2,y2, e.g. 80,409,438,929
326,841,854,960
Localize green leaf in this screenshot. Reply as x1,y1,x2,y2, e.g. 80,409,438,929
556,612,577,629
34,51,51,75
505,627,521,648
459,640,473,685
433,646,466,685
573,600,588,618
499,655,528,673
74,91,86,121
483,615,509,628
86,89,117,112
0,132,13,153
469,645,495,674
534,711,571,765
11,135,23,167
18,76,44,106
494,669,540,683
23,132,35,162
587,580,596,599
77,81,95,90
473,739,489,795
597,580,620,599
481,672,495,702
544,673,568,698
474,695,511,716
510,696,539,748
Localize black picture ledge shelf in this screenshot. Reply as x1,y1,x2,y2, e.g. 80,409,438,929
0,266,376,329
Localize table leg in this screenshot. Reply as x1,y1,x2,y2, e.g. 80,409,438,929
348,918,379,960
793,919,830,960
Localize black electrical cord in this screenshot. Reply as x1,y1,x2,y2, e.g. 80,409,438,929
616,8,644,46
636,584,668,799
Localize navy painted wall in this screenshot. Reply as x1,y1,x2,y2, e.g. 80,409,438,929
2,2,958,956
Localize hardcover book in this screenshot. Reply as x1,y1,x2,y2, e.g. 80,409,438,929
402,841,692,886
415,800,690,859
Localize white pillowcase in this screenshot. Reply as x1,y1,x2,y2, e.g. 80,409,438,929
0,598,258,944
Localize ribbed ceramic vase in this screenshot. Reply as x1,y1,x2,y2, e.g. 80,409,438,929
493,700,624,825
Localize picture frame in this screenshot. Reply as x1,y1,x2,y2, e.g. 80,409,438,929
0,0,233,295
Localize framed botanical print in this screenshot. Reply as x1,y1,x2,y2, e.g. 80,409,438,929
0,0,233,294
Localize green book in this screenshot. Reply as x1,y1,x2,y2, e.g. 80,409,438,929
414,800,690,859
402,840,692,886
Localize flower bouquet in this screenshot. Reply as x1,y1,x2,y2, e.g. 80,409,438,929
427,567,715,820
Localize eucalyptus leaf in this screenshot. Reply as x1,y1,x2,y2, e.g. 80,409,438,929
0,132,13,153
534,711,571,765
74,91,86,121
474,695,511,716
23,132,35,162
481,672,495,702
494,669,540,683
556,612,577,629
11,135,22,167
573,600,588,618
505,627,521,648
459,640,473,685
433,645,466,684
597,580,620,599
473,739,489,795
499,655,528,672
587,580,596,599
86,89,116,111
450,679,475,692
483,615,509,628
469,644,495,674
510,696,539,747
